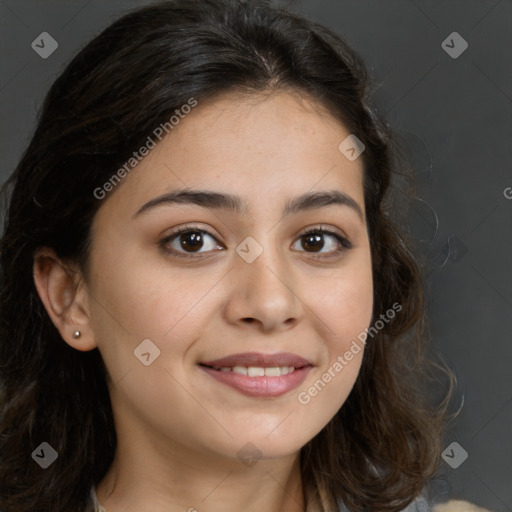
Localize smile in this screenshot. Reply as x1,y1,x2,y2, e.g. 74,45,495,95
209,365,297,376
199,365,312,397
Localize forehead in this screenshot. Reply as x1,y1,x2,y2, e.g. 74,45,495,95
95,89,365,222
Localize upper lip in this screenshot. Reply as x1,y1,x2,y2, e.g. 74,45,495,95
200,352,312,368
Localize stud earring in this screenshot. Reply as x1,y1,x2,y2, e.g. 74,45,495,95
72,330,81,339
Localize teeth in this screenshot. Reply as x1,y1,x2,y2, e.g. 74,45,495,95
248,366,265,377
264,366,281,376
216,366,296,376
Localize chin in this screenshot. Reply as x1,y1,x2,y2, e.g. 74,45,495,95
224,431,313,462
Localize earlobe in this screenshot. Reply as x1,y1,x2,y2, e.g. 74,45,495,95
32,247,97,351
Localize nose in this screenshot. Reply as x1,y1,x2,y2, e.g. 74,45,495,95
223,239,303,334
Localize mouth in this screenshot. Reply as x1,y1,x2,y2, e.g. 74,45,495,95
200,351,311,369
198,352,313,398
201,365,300,377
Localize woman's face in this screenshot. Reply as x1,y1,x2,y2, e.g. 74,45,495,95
84,90,373,464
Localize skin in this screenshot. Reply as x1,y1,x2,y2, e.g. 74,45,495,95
33,89,374,512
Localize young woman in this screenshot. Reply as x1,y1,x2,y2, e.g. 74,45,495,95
0,1,487,511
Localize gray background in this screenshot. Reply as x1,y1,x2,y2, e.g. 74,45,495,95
1,0,511,510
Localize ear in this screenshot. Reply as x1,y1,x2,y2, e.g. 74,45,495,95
33,247,97,351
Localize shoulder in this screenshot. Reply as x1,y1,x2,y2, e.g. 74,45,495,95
337,497,495,512
432,500,495,512
337,496,430,511
399,497,495,512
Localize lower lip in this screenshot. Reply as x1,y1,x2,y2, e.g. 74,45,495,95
199,365,313,398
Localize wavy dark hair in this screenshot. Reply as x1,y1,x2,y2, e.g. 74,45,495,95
0,1,456,511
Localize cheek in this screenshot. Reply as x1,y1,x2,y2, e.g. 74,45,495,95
87,239,220,366
299,253,373,413
316,252,374,351
88,231,175,332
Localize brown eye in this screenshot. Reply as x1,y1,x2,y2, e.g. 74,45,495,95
161,227,224,258
292,227,352,257
301,232,324,252
177,230,204,252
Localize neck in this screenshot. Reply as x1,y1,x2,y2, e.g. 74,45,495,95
95,438,306,512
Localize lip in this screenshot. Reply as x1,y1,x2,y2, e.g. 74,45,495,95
200,365,313,398
199,352,313,398
201,352,311,368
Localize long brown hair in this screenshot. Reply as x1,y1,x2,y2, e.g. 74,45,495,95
0,1,455,510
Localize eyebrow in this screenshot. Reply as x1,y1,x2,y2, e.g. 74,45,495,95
133,187,365,222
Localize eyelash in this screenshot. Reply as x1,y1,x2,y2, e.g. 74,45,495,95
160,224,353,260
